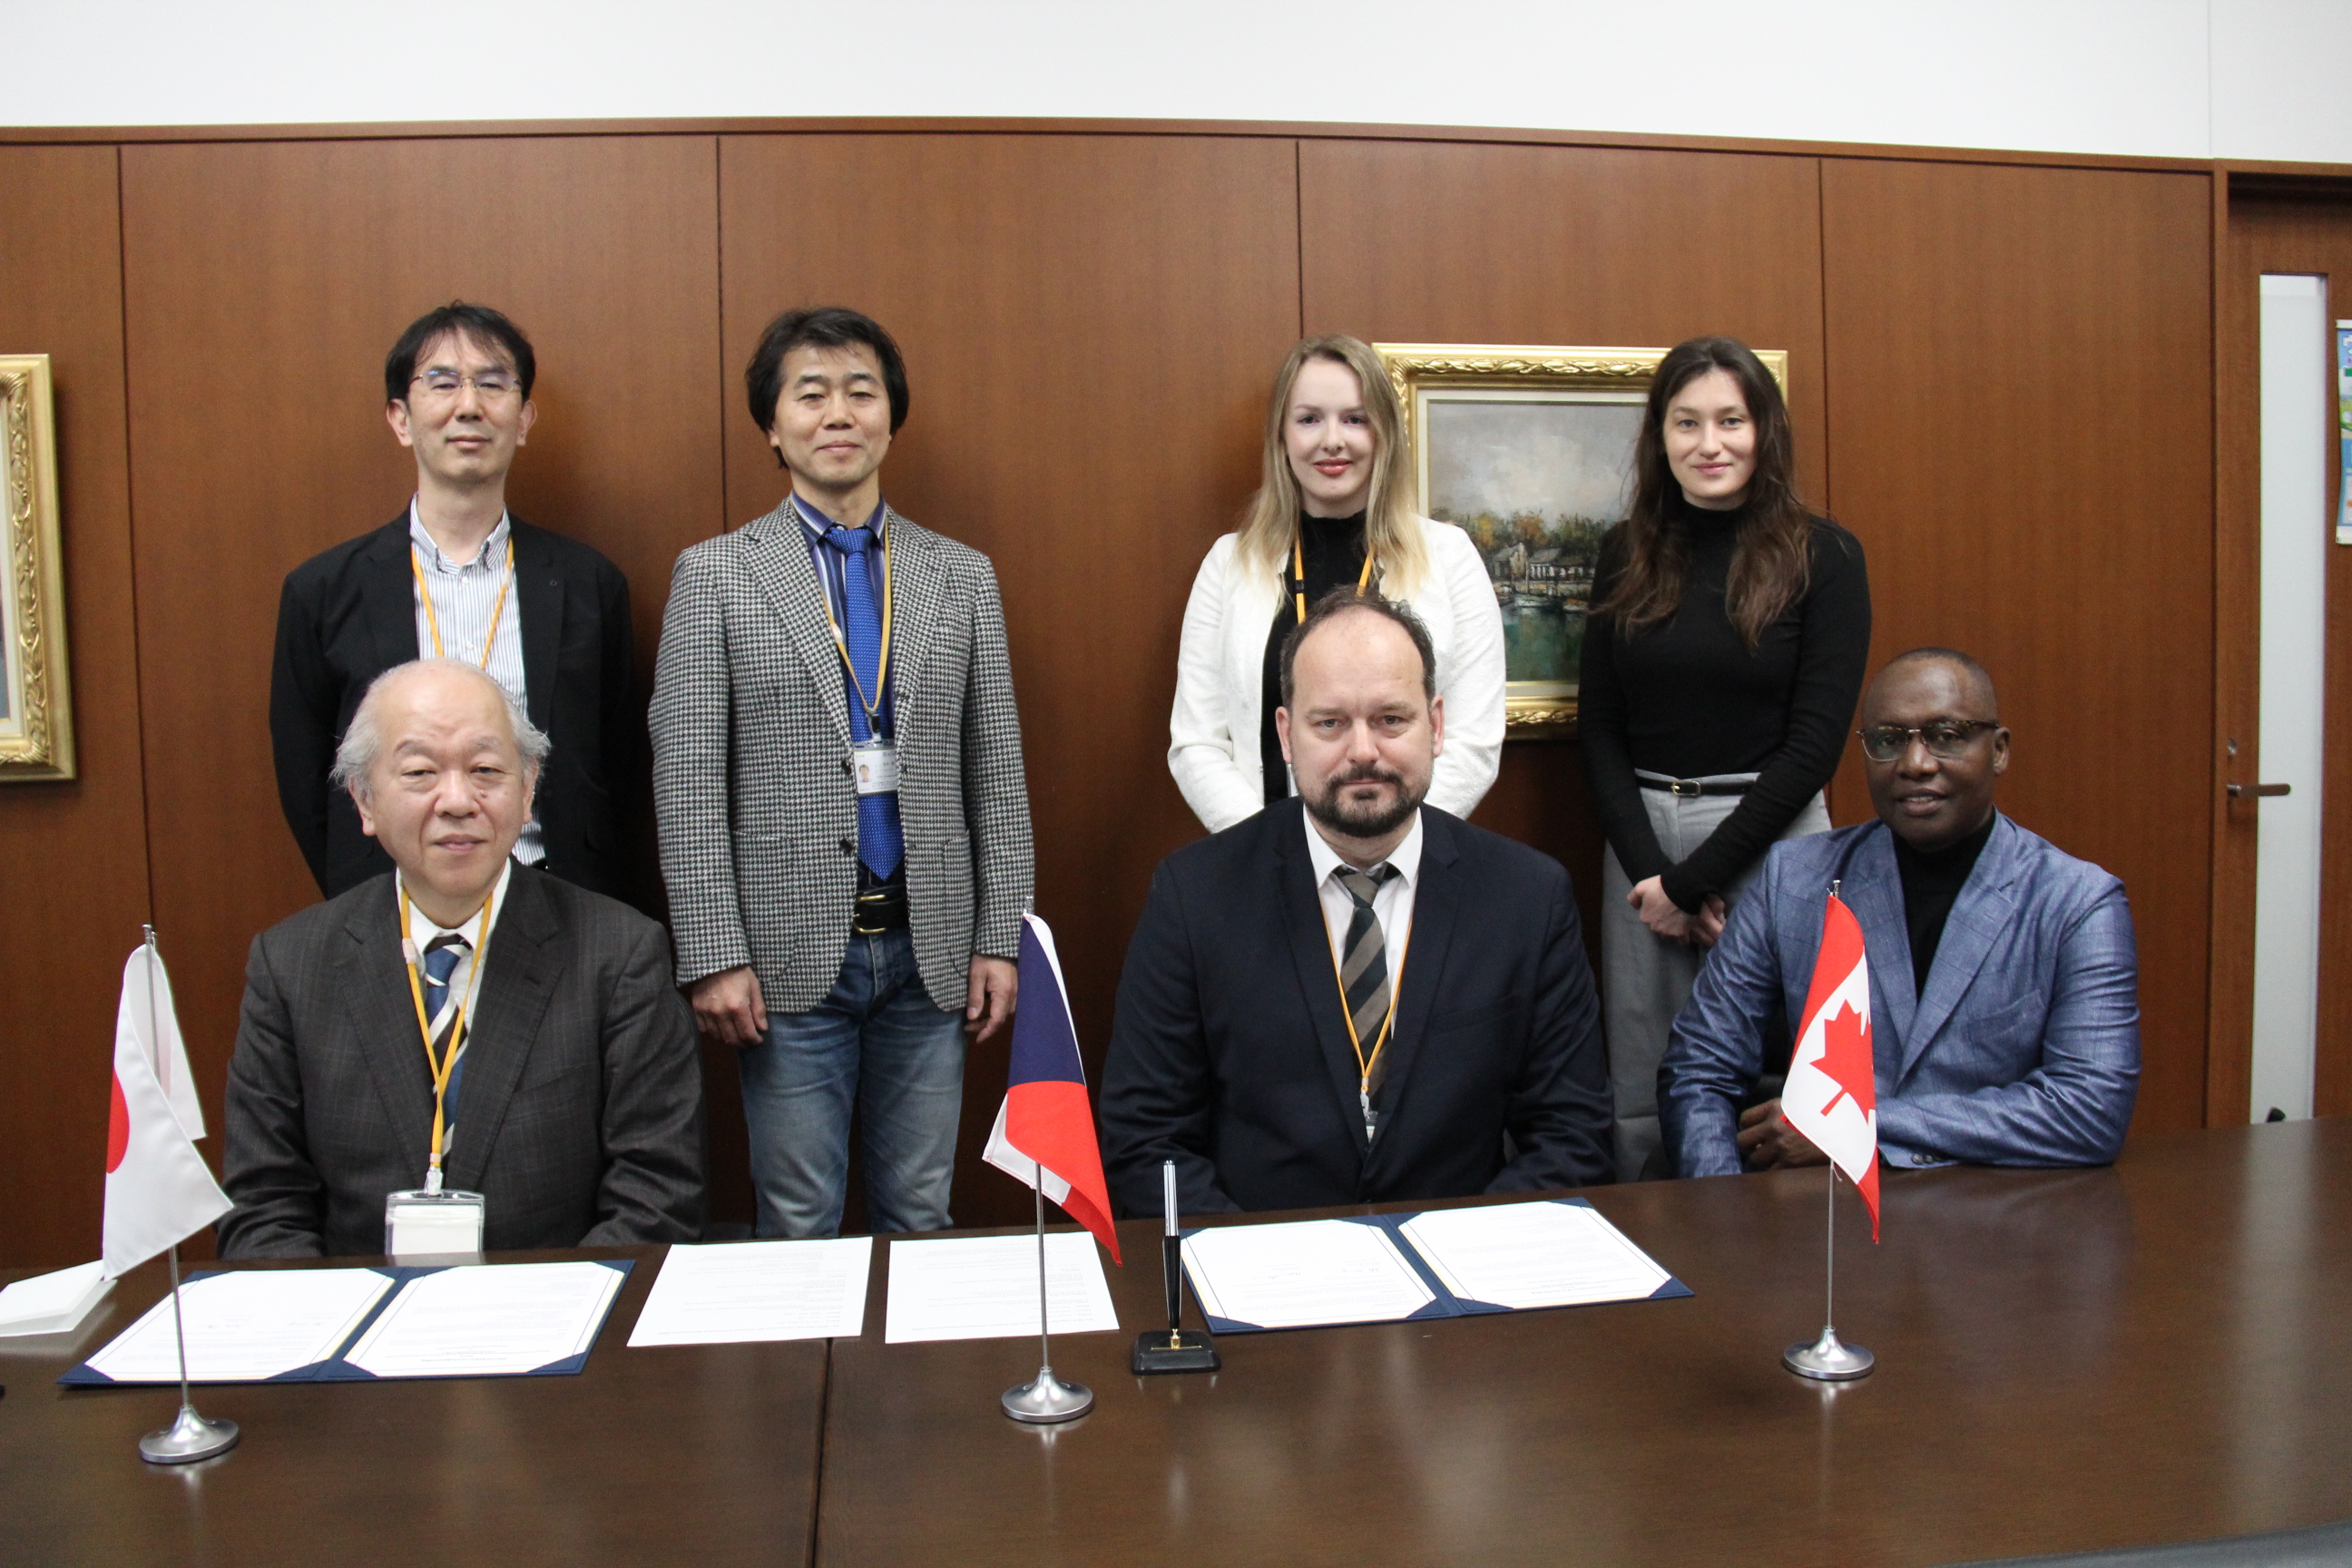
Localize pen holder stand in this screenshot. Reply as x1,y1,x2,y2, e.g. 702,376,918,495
1132,1327,1219,1375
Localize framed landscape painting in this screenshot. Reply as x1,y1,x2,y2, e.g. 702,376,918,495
1377,343,1787,737
1,354,75,780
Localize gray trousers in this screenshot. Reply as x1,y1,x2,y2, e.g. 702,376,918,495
1601,773,1831,1183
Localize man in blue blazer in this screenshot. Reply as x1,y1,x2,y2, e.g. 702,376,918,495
1100,591,1613,1216
1661,648,2139,1174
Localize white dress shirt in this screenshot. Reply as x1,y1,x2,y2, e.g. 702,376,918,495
397,859,515,1159
408,501,543,865
1303,807,1425,975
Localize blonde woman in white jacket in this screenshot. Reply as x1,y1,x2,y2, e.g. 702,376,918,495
1170,335,1506,833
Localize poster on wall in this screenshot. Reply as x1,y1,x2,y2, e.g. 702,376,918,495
2337,320,2351,546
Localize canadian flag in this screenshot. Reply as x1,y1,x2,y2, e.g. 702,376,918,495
103,946,230,1279
1780,895,1881,1241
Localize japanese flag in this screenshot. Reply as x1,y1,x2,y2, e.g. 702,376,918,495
1780,895,1881,1241
103,946,230,1279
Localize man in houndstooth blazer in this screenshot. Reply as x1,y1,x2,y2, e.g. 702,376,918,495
652,306,1034,1240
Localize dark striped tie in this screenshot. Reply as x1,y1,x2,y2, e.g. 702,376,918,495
1337,865,1398,1140
421,934,470,1136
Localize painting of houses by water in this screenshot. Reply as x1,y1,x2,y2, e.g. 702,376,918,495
1420,391,1643,708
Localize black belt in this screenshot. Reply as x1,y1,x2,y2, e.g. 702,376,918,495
851,871,909,934
1638,777,1752,799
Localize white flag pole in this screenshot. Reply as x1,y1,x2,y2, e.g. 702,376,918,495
134,926,240,1465
1001,1157,1093,1423
1783,882,1875,1383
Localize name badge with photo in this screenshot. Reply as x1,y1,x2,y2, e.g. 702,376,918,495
853,740,899,796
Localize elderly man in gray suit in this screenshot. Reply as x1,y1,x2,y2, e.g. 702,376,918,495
220,660,706,1258
652,306,1033,1240
1661,648,2141,1174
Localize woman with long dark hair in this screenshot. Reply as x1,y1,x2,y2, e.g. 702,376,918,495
1581,336,1870,1182
1170,335,1504,830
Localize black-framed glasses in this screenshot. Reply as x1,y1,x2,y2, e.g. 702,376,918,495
1857,720,2000,763
411,369,521,400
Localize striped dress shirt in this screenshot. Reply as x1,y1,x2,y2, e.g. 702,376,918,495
407,503,544,865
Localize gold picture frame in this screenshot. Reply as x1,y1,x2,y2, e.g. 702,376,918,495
1377,343,1788,737
1,354,75,780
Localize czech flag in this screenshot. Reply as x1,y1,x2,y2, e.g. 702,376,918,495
1780,894,1881,1241
981,914,1121,1264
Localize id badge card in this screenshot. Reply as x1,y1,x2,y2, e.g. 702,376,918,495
385,1189,486,1259
853,740,899,796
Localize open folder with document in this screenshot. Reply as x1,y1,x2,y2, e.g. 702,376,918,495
1181,1198,1690,1334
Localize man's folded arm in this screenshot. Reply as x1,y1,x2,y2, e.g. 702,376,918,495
218,932,328,1259
1491,868,1614,1192
1873,887,2141,1167
585,918,710,1246
1660,869,1787,1178
1096,865,1239,1219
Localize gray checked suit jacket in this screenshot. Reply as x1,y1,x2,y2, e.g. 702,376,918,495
218,865,708,1259
649,503,1034,1013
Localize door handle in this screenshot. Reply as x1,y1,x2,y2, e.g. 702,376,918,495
2226,782,2292,799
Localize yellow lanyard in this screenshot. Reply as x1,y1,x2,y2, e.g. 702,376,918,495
1291,534,1377,623
399,884,496,1190
412,536,516,671
815,524,895,725
1325,892,1411,1107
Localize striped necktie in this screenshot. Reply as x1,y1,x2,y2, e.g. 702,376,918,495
1336,864,1398,1141
824,524,906,880
420,933,471,1136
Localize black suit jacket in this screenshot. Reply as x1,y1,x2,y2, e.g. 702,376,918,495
219,865,707,1259
1099,799,1613,1215
270,514,639,898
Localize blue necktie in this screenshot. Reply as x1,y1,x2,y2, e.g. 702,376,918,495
420,934,469,1124
825,525,905,880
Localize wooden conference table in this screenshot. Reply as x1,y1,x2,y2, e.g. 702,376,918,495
7,1121,2352,1567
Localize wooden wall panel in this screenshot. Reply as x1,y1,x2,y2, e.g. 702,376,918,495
2223,194,2352,1120
717,132,1301,1228
115,136,725,1243
1298,139,1835,947
1820,161,2216,1132
0,146,153,1269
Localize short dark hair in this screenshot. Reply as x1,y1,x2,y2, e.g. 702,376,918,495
1280,588,1437,709
384,302,536,404
744,307,909,436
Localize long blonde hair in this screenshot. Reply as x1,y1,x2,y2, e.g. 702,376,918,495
1237,335,1428,598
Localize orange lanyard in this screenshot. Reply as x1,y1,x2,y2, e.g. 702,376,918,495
815,525,896,725
1291,534,1377,622
400,884,496,1191
412,536,516,671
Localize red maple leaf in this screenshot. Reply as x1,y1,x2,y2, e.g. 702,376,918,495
1810,1000,1875,1121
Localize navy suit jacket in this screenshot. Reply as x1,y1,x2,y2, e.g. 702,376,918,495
270,514,639,900
1661,813,2141,1175
1098,799,1613,1216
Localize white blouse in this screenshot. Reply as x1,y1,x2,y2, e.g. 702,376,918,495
1168,516,1507,834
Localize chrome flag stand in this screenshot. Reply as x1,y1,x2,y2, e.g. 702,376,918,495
1783,1164,1874,1382
135,926,240,1464
1002,1163,1093,1423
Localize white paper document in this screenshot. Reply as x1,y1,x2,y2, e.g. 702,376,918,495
1182,1219,1436,1329
342,1261,623,1377
1398,1201,1671,1310
83,1268,392,1382
884,1231,1118,1344
628,1238,872,1347
0,1260,113,1338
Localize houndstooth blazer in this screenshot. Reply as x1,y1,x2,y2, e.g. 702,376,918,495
650,502,1034,1014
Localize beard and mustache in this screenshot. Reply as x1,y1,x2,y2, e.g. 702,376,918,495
1302,760,1425,840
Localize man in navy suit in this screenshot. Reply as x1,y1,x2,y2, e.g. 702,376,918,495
1661,648,2140,1174
1099,590,1613,1216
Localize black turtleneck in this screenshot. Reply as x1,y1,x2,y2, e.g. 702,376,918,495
1579,493,1870,910
1260,510,1369,804
1891,811,1996,996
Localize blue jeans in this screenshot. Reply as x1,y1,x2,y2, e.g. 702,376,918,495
739,926,965,1239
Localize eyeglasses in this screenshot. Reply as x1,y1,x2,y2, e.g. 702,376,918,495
410,369,521,401
1857,720,2000,763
